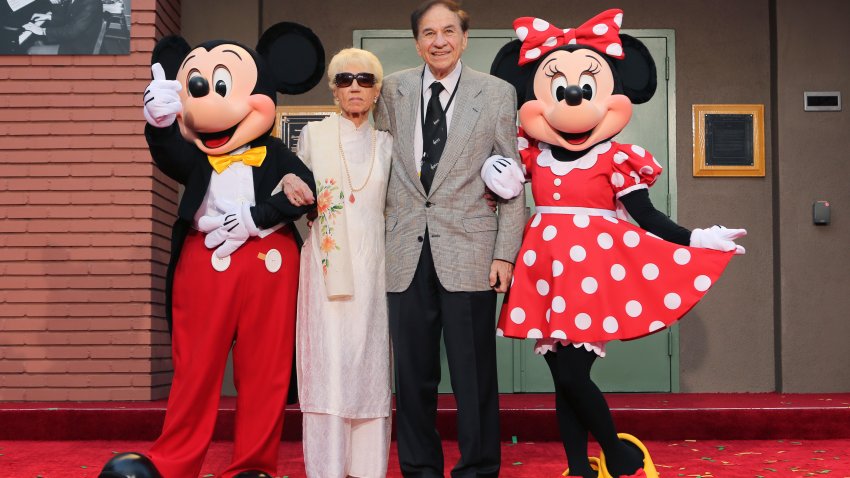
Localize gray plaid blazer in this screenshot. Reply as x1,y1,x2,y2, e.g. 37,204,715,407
374,64,526,293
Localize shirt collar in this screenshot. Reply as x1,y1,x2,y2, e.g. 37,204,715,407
423,60,462,97
228,144,250,156
339,113,371,133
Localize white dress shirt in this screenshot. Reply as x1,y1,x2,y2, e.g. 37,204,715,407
193,144,280,237
414,61,463,174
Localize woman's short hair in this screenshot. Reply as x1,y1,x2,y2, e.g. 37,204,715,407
327,48,384,92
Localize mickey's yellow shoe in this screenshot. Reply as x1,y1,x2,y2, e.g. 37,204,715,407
562,456,602,477
599,433,659,478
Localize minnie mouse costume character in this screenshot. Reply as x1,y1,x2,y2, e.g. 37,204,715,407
483,9,746,478
99,23,324,478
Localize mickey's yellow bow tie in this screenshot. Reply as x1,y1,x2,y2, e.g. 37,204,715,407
207,146,267,174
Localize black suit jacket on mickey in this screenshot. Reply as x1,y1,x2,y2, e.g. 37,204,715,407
145,123,316,327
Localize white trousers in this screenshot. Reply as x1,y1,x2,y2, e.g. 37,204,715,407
302,412,391,478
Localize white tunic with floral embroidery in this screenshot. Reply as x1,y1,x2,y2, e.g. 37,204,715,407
296,117,393,418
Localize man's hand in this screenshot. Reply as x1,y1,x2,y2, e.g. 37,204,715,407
489,259,514,293
305,209,318,228
143,63,183,128
31,12,52,22
280,173,315,207
483,188,498,213
22,23,46,36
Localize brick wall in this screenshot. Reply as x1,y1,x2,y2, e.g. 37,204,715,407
0,0,181,401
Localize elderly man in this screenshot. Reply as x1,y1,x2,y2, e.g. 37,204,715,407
374,1,525,476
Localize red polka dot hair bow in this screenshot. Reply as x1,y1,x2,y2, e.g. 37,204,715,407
514,9,625,66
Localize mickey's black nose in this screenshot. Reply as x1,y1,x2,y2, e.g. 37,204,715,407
188,76,209,98
564,85,583,106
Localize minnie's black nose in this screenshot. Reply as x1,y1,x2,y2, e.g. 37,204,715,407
188,76,209,98
564,85,583,106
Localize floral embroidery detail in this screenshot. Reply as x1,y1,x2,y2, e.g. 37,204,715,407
316,177,344,276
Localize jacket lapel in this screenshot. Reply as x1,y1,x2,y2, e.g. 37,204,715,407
428,65,482,195
251,138,271,197
396,67,426,197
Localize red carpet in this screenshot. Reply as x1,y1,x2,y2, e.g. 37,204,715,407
3,393,850,441
3,394,850,476
2,439,850,477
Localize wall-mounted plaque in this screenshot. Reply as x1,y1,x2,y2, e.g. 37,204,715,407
273,105,338,152
693,104,765,177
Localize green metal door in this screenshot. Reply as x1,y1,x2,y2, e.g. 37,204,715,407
356,29,677,393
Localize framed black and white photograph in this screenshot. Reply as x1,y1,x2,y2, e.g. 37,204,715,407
1,0,130,55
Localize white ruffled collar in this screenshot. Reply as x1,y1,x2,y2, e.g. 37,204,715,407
536,141,612,177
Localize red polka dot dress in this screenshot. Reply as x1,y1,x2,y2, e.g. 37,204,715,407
496,132,734,355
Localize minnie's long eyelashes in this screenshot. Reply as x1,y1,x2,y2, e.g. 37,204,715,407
585,60,601,75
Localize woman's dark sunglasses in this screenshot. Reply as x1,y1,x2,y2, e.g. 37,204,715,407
334,72,376,88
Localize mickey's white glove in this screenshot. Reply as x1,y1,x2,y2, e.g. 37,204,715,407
198,201,260,258
690,225,747,255
143,63,183,128
481,155,525,199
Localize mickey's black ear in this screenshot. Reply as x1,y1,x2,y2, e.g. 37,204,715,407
490,39,532,108
615,34,656,105
151,36,192,80
256,22,325,95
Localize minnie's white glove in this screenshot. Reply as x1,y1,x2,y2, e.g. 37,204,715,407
481,155,525,200
690,225,747,255
143,63,183,128
198,201,260,258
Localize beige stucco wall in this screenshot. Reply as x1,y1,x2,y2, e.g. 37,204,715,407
775,0,850,392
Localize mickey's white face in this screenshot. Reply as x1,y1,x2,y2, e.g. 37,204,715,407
520,48,633,152
175,44,275,156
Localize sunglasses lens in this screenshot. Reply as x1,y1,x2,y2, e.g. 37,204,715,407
335,72,376,88
355,73,376,88
335,73,354,87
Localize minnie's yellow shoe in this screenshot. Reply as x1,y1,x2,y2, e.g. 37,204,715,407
598,433,659,478
562,456,602,477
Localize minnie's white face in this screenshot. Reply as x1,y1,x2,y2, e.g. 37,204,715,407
519,49,633,152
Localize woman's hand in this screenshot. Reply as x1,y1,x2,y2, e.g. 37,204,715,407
281,173,315,207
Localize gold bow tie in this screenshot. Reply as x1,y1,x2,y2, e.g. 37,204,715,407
208,146,267,174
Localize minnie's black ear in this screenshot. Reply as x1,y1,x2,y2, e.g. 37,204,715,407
256,22,325,95
615,34,656,104
490,39,532,108
151,36,192,80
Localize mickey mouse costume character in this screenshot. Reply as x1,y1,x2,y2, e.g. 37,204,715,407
98,23,324,478
482,9,746,478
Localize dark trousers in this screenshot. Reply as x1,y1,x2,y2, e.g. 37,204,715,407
388,236,500,478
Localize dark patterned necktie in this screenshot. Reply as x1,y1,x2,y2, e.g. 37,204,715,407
421,81,446,193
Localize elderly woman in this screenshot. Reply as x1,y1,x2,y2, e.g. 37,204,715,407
294,48,393,478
